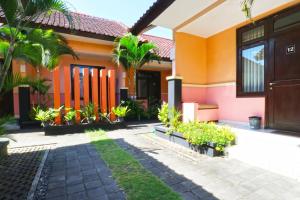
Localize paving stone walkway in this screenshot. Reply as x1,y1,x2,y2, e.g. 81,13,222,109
7,131,125,200
107,123,300,200
0,145,50,200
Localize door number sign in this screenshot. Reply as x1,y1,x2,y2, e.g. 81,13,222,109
286,44,296,55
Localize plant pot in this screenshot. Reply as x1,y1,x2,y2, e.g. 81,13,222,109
66,121,74,126
154,125,223,157
249,116,262,129
117,117,124,123
0,138,9,157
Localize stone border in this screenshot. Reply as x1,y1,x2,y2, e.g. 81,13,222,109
44,122,126,135
27,149,49,200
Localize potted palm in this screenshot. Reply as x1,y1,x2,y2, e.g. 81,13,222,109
112,105,130,122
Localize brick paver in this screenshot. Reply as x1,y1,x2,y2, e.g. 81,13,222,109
0,145,50,200
7,131,125,200
45,141,125,200
107,123,300,200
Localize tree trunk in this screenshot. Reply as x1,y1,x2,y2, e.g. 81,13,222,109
0,44,14,95
133,69,137,99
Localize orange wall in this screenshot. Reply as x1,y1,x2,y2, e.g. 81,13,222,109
207,28,236,84
175,32,207,84
175,1,300,85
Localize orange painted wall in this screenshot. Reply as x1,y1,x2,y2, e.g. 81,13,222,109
175,32,207,84
207,28,236,84
175,1,300,85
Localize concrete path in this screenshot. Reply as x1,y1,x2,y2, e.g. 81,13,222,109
7,131,125,200
107,123,300,200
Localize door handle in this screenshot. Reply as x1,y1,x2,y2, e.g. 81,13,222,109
269,82,276,86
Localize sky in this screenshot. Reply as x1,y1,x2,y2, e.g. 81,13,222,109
64,0,173,39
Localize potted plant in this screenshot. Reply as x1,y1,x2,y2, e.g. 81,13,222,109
34,106,62,127
112,105,130,122
155,103,236,157
80,103,96,124
64,108,77,125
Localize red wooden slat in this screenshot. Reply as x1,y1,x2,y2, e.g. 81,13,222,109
108,70,116,121
92,69,99,121
74,67,81,123
100,69,107,114
53,67,61,124
83,68,90,105
64,66,71,110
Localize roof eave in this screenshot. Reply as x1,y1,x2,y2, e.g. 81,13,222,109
130,0,175,35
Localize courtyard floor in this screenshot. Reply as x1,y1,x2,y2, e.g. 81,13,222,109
5,122,300,200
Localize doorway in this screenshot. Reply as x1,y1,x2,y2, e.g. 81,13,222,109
136,70,161,107
267,6,300,132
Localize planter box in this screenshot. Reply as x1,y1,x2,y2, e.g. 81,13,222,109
154,125,223,157
44,122,125,135
0,138,9,157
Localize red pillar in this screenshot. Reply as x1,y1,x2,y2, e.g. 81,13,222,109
53,67,61,124
92,68,99,121
64,66,71,110
108,69,116,121
100,69,107,114
73,67,81,123
83,68,90,105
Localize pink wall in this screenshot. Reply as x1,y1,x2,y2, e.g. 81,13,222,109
182,86,207,103
182,85,265,124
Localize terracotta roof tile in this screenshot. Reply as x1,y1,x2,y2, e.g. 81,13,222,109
35,11,128,38
141,34,173,59
0,10,173,59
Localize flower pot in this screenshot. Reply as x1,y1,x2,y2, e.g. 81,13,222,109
66,121,74,126
249,116,262,129
118,117,124,123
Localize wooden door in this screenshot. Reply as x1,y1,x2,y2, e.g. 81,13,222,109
267,29,300,132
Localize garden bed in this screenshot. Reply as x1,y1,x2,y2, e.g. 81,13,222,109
44,122,126,135
154,125,223,157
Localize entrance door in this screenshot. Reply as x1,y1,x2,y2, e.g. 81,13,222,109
136,70,161,107
267,29,300,132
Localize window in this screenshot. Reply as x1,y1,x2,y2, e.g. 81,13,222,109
242,45,265,93
274,10,300,32
70,65,104,101
237,23,266,97
136,70,161,102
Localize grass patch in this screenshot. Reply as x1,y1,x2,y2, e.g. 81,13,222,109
87,129,181,200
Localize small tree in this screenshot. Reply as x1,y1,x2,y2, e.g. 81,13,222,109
113,33,160,98
0,0,75,96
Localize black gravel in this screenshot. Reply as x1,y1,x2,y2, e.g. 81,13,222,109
33,150,54,200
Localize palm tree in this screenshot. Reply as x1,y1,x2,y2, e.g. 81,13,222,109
0,0,74,95
113,33,160,98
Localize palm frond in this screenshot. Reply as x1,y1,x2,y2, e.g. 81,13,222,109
2,73,30,93
0,0,19,26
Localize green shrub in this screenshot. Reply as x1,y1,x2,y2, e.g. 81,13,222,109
168,108,182,133
158,102,169,125
80,103,96,123
34,106,62,127
112,105,130,118
64,108,77,124
178,122,235,152
0,115,15,135
123,99,145,120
